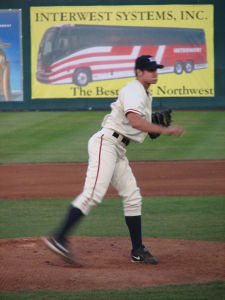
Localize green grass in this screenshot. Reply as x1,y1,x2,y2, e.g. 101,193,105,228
0,111,224,163
0,112,102,163
0,281,224,299
0,196,224,241
0,111,224,299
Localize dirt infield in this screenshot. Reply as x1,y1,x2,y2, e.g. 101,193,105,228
0,160,224,199
0,160,225,291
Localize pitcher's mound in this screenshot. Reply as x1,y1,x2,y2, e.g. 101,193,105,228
0,236,224,291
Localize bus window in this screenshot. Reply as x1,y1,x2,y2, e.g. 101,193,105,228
54,27,71,60
71,36,78,50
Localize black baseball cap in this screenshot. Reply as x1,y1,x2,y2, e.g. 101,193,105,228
135,55,164,71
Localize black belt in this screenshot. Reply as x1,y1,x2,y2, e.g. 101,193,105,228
112,131,130,146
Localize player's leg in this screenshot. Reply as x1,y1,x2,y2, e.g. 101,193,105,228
111,157,158,264
72,132,118,214
111,156,142,247
48,133,117,244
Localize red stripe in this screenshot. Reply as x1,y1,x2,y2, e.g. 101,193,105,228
82,134,104,210
37,73,72,84
40,58,135,78
90,134,104,200
52,46,134,69
38,64,134,84
92,66,134,75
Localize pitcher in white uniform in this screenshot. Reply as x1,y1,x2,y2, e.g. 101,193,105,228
44,55,184,265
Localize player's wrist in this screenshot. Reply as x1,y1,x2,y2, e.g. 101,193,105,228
161,127,169,135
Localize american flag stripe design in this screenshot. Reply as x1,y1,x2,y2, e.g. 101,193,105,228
155,45,166,64
37,46,144,84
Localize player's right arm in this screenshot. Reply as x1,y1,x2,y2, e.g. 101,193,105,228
126,112,184,136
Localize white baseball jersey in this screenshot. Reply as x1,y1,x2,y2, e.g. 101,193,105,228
73,79,152,217
102,79,152,144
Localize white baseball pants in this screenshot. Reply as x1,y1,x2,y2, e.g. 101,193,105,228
72,128,142,216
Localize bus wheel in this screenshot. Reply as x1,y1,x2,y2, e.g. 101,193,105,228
174,61,183,75
184,60,194,73
73,68,91,86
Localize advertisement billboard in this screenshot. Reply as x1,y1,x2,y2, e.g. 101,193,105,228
0,9,23,101
31,5,214,99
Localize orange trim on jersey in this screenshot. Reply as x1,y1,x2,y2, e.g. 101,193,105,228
125,109,142,116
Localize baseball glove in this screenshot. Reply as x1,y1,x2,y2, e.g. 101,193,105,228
149,109,172,140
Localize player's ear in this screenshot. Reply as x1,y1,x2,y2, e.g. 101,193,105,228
136,69,143,77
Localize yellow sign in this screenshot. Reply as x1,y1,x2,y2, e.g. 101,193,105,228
30,5,214,98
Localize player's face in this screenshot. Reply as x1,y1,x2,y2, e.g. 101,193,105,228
142,69,158,84
136,69,158,88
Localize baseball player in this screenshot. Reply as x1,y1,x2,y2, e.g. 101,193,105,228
44,55,184,265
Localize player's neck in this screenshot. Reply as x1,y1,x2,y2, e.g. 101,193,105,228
137,78,150,91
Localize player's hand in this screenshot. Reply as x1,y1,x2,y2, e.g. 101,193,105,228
164,126,185,136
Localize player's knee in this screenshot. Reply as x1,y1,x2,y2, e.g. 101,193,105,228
123,193,142,216
72,193,102,216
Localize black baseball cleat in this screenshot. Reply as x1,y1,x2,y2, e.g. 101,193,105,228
43,236,82,266
131,245,158,264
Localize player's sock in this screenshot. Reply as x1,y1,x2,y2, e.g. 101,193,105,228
125,215,142,250
55,205,84,244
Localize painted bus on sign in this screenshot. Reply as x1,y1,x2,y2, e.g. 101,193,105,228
36,24,207,87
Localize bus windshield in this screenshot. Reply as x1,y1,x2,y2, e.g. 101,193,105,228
38,27,59,66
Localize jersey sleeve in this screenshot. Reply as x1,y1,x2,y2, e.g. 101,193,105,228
122,84,146,117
